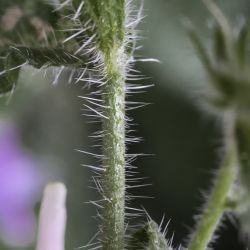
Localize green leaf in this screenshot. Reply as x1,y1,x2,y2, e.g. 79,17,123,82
8,47,91,68
188,29,212,74
236,25,249,67
213,25,228,62
127,220,172,250
210,69,236,100
0,51,22,94
0,46,92,94
189,8,250,112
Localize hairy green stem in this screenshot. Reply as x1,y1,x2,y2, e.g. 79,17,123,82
188,116,237,250
102,47,126,249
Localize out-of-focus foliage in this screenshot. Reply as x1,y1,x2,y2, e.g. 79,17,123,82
189,16,250,111
0,0,59,94
0,0,59,48
187,1,250,244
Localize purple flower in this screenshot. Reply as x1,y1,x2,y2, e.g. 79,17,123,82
0,121,44,247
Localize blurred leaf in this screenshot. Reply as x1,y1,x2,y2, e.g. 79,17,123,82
236,121,250,191
188,29,212,74
236,25,249,67
0,0,61,48
234,121,250,242
189,1,250,114
213,25,228,62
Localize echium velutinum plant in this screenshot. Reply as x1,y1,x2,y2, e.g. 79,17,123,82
0,0,172,249
3,0,250,249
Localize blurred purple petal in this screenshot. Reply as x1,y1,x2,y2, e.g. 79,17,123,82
0,121,44,247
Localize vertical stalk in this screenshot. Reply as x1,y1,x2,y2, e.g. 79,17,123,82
72,1,128,248
102,47,126,250
188,113,238,250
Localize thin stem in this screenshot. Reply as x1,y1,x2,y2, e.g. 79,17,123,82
188,114,238,250
102,47,126,250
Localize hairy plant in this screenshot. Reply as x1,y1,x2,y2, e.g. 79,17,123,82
187,0,250,249
2,0,250,249
0,0,170,249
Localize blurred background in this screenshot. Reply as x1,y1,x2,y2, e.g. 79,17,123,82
0,0,250,249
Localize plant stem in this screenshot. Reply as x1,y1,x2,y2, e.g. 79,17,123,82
188,114,237,250
102,46,126,250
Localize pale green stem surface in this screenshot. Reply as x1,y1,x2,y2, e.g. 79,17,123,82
102,47,126,250
188,129,237,250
